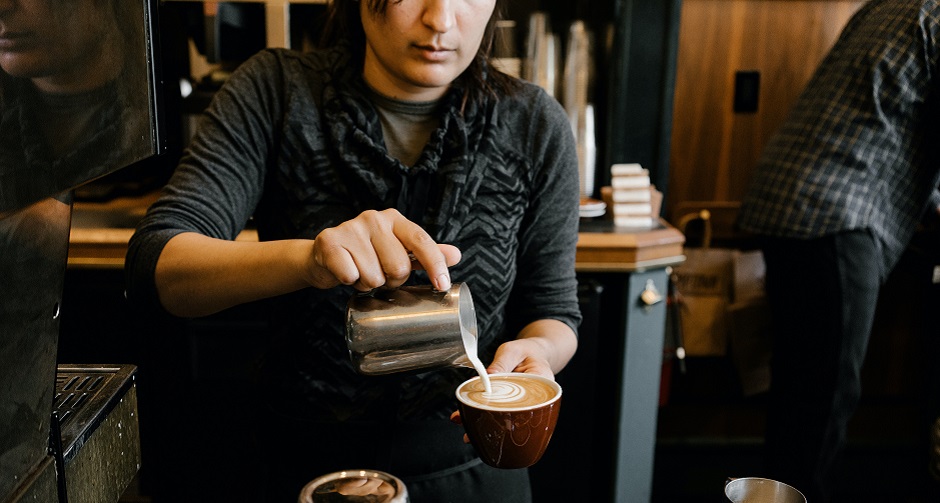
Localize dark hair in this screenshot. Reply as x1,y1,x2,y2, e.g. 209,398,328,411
319,0,520,104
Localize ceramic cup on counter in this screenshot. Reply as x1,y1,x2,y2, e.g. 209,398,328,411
298,469,408,503
455,372,562,469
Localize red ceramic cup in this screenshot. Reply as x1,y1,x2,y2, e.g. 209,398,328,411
455,372,562,469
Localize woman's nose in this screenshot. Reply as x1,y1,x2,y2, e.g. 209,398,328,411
422,0,455,34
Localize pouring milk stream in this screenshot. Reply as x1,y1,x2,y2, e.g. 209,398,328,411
461,325,492,395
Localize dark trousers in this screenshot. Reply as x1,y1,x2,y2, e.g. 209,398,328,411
759,231,883,502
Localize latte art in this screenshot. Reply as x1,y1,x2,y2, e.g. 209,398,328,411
481,380,528,403
458,374,558,409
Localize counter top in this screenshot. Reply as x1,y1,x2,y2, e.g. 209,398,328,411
68,193,685,271
575,219,686,272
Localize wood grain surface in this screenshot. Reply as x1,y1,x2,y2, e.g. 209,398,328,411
666,0,864,220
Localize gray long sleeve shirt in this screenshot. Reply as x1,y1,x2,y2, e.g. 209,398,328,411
125,47,581,422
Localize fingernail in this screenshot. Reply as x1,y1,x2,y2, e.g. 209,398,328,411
436,273,451,291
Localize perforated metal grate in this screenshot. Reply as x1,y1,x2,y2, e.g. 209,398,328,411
53,364,136,460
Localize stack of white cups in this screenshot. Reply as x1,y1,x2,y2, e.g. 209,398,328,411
609,163,655,229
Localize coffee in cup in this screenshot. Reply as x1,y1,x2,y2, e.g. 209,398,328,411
455,372,562,469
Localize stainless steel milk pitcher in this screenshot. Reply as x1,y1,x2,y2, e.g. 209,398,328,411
345,283,478,376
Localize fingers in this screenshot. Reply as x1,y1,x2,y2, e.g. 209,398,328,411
488,340,556,379
487,340,525,374
449,411,470,444
311,225,381,291
408,245,460,291
389,216,452,291
368,221,418,289
309,209,461,291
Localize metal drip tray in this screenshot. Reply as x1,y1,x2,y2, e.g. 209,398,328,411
54,365,136,460
53,364,140,502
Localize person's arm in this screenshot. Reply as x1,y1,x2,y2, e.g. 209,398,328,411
487,87,583,379
129,52,460,318
154,233,313,317
154,209,461,318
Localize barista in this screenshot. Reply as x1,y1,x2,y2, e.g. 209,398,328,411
125,0,582,501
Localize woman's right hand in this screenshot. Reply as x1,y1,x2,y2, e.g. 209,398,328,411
305,208,461,292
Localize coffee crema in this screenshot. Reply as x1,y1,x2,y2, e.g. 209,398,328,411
458,374,559,409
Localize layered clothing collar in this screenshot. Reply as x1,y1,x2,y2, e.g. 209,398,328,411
320,50,497,244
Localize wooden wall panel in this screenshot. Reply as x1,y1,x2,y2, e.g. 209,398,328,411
666,0,864,220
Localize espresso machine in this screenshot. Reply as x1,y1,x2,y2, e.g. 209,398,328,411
0,0,163,500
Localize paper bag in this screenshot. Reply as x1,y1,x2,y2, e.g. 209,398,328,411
672,247,735,356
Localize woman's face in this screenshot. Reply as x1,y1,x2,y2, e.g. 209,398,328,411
0,0,120,93
361,0,496,102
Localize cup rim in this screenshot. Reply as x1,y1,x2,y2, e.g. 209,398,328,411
455,372,562,412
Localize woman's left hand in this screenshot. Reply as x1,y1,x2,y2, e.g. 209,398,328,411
486,338,556,379
487,319,578,378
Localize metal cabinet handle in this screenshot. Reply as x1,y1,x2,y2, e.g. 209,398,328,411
640,279,663,306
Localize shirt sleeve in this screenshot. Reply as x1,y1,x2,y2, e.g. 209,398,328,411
506,88,583,336
125,50,286,314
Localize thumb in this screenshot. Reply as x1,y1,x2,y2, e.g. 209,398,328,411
486,359,514,375
488,340,556,378
487,342,524,374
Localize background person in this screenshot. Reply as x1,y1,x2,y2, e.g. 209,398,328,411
736,1,940,500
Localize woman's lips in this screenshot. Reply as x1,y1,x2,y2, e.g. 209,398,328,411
414,44,454,62
0,32,31,51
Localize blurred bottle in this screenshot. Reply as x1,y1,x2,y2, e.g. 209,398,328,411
563,20,596,199
524,12,560,97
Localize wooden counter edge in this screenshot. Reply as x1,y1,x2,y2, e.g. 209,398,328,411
68,228,260,269
69,221,686,271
